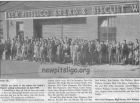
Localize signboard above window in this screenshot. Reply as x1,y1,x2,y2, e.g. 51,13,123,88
6,1,139,19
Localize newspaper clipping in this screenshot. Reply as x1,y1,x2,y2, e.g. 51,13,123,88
0,0,140,103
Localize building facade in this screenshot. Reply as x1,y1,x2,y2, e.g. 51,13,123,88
0,1,140,42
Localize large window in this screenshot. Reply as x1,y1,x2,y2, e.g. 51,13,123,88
16,22,24,39
98,16,116,42
34,17,87,39
16,22,24,35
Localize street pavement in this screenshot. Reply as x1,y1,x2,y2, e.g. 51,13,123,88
0,60,140,78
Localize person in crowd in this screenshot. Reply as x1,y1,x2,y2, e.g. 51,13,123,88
128,42,134,64
27,39,33,61
134,39,139,65
21,41,26,60
101,41,107,63
16,35,22,60
80,41,85,65
5,38,11,60
122,40,129,64
47,40,53,63
0,34,139,66
56,41,63,63
88,40,96,65
96,40,102,64
108,42,113,64
11,38,17,60
72,42,78,65
40,40,44,63
34,39,38,61
0,39,4,60
115,42,121,64
111,41,117,64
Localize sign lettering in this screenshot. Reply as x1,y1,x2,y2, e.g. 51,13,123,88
6,2,139,19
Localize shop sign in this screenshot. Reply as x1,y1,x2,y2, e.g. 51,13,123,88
6,1,139,19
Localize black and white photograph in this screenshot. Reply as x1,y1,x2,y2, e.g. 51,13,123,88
0,0,139,78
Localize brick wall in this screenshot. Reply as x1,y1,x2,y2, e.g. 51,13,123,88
87,16,98,40
4,15,140,41
116,15,140,42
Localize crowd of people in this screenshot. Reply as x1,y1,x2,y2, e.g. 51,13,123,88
0,34,139,65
